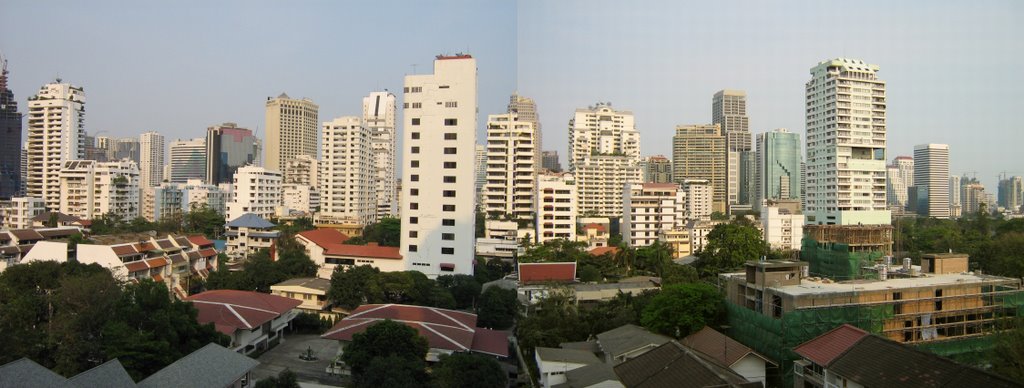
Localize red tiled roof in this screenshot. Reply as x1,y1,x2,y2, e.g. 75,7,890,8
186,290,302,335
472,328,511,357
198,248,218,257
152,274,163,282
187,235,214,247
296,228,350,248
324,242,401,260
10,229,43,241
588,246,620,256
111,244,138,257
155,239,175,249
75,220,92,227
135,242,157,252
793,324,869,366
322,304,507,356
518,262,577,284
145,258,169,268
583,223,607,232
168,253,186,264
125,261,149,272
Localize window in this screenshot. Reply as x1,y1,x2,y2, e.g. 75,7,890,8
410,86,422,93
411,102,422,109
935,289,943,311
441,247,454,255
409,217,418,224
410,203,419,210
408,245,418,252
444,118,458,126
438,85,449,89
445,101,458,108
410,160,419,168
412,146,420,154
443,204,455,212
444,133,457,140
443,162,456,169
410,188,419,196
409,231,418,238
444,147,457,155
442,233,455,240
411,132,420,139
443,176,456,183
443,190,456,197
442,219,455,226
411,118,420,126
410,175,419,182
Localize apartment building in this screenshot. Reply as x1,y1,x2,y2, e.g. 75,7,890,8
364,91,398,219
225,165,281,221
139,131,165,188
622,183,685,247
1,197,46,230
483,113,539,225
760,199,804,251
569,103,642,217
265,93,318,171
320,116,374,226
913,144,950,218
713,90,753,209
642,155,673,184
672,124,726,213
683,179,713,221
59,159,140,220
535,172,577,243
25,80,85,209
886,156,914,213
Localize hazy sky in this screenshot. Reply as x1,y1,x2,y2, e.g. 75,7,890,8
2,1,1021,190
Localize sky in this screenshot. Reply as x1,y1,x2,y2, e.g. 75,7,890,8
2,0,1021,190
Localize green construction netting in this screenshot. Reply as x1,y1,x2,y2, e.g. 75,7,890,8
801,238,885,280
914,336,997,365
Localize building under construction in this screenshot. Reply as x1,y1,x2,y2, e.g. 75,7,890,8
720,257,1024,386
801,224,893,280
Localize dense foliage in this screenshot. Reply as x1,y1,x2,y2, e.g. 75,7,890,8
341,320,429,388
431,353,506,388
327,265,457,310
476,286,519,330
640,283,722,338
255,369,300,388
205,244,317,292
344,217,401,246
895,211,1024,278
89,203,226,239
695,220,768,278
516,291,656,352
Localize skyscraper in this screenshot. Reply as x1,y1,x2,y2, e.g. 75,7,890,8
949,175,962,218
642,155,673,184
265,93,318,171
961,182,986,215
998,176,1023,212
508,93,540,153
755,128,802,210
206,122,261,185
886,156,914,213
672,124,726,213
0,57,21,200
139,131,165,188
26,80,85,209
320,116,374,226
483,113,539,222
364,91,398,220
569,103,642,217
713,90,753,210
913,144,950,218
804,58,889,225
168,137,206,183
111,138,140,164
400,54,477,277
541,150,561,172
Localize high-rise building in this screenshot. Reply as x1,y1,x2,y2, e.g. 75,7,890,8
320,116,374,226
225,165,281,221
672,124,726,213
508,93,541,158
804,58,889,225
60,159,140,220
26,80,85,209
475,143,487,209
949,175,962,218
713,90,752,210
913,144,950,218
139,132,165,188
569,103,642,217
206,122,261,185
961,182,987,215
622,183,685,247
535,172,576,243
0,58,22,200
541,151,561,172
642,155,673,183
110,138,140,165
282,154,319,187
683,179,714,221
265,93,318,171
168,138,206,183
755,128,802,210
400,54,477,277
142,180,228,221
997,176,1023,212
483,113,539,224
886,156,914,213
82,133,108,162
364,91,398,220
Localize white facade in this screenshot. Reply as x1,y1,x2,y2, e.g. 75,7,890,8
59,159,140,220
483,113,539,223
1,197,46,230
226,166,282,220
282,184,319,214
168,137,206,183
475,143,487,209
684,179,713,221
282,154,319,187
143,180,230,221
139,131,165,188
400,55,477,277
265,93,318,171
26,81,85,209
949,175,962,218
761,204,804,251
535,172,577,243
364,91,398,220
622,183,685,247
804,58,889,225
569,104,642,217
320,116,375,226
886,156,913,212
913,144,950,219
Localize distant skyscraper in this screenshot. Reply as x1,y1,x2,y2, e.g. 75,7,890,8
139,131,165,188
82,133,108,162
949,175,962,218
569,103,642,217
755,128,802,210
913,144,950,218
998,176,1023,212
475,143,487,209
805,58,888,225
672,124,726,213
364,91,398,219
26,80,85,209
541,150,561,172
206,122,261,185
642,155,673,183
713,90,752,210
168,137,206,183
320,116,374,226
508,93,540,151
886,156,914,212
111,138,140,164
483,113,539,222
265,93,318,171
962,182,986,215
400,54,478,277
0,58,21,199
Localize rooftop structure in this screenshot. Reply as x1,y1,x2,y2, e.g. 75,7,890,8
186,290,301,355
613,341,759,388
518,261,577,284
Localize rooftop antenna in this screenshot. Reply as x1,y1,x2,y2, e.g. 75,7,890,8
411,63,418,74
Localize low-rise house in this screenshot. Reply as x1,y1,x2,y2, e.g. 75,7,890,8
552,362,622,388
295,228,404,278
534,347,602,388
186,290,302,355
270,277,331,313
613,341,760,388
573,279,660,305
30,211,82,228
0,227,83,271
577,222,609,250
595,324,672,364
225,213,280,261
518,262,577,304
680,327,775,387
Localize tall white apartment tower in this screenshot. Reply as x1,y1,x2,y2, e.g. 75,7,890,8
569,103,641,217
886,156,913,213
139,131,165,188
26,80,85,209
364,91,398,219
804,58,889,225
400,54,477,277
483,113,539,222
265,93,318,171
320,116,375,226
949,175,962,218
913,144,950,218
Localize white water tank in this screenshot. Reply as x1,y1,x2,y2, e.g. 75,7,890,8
903,257,912,271
879,264,888,281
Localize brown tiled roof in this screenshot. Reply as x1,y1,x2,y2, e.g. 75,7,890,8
322,304,507,356
518,262,576,284
198,248,218,258
168,253,186,264
30,211,81,223
792,324,869,367
588,246,620,256
0,232,10,242
37,228,79,238
145,258,169,268
186,251,201,260
680,326,774,367
155,239,175,250
323,242,401,260
17,245,32,254
187,235,214,247
135,242,157,252
173,236,191,247
10,229,43,241
125,261,149,272
613,341,758,388
0,246,20,255
111,245,138,257
186,290,302,335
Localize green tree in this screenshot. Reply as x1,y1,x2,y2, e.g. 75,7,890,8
340,320,428,387
362,217,401,247
695,222,767,278
437,274,482,309
47,212,59,227
991,318,1024,381
641,283,722,338
49,270,122,376
518,239,589,263
184,203,226,239
516,291,587,351
275,240,317,278
243,250,287,292
432,353,506,388
255,368,300,388
477,287,519,330
328,265,382,310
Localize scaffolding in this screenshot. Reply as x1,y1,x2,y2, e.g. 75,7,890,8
802,224,894,280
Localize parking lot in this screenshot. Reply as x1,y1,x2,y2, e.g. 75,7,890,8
252,334,345,387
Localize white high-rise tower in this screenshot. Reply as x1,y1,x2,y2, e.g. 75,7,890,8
483,113,539,221
364,91,398,220
569,103,641,217
139,131,165,188
913,144,950,219
320,116,375,226
26,80,85,209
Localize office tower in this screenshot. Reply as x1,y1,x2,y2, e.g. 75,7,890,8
643,155,673,183
713,90,752,210
541,150,561,172
475,143,487,208
672,124,726,213
961,182,986,215
364,91,398,219
26,80,85,209
912,144,950,218
683,179,713,221
265,93,318,171
805,58,888,225
622,183,685,247
282,154,318,186
320,116,374,226
94,136,113,161
82,133,108,162
225,165,281,220
755,128,802,210
998,176,1023,212
569,103,642,217
535,172,576,243
60,159,140,220
0,58,21,200
139,131,165,188
110,138,140,165
400,54,477,277
886,156,914,212
949,175,962,218
206,122,261,185
483,113,539,224
168,138,206,183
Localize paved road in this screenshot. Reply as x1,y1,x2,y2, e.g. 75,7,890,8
252,333,346,387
